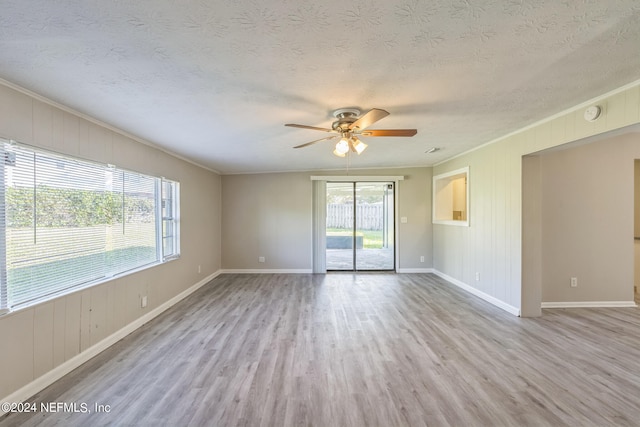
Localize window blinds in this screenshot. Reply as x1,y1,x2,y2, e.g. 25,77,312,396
161,179,179,260
0,141,173,309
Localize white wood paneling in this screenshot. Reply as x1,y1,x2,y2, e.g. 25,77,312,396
550,116,566,147
85,122,112,162
0,84,33,143
90,285,109,347
625,85,640,125
533,120,553,153
63,293,81,361
105,282,116,337
33,100,54,149
607,91,629,131
507,141,522,307
62,111,80,155
0,309,34,398
51,108,64,150
80,290,92,352
33,302,54,378
52,299,66,367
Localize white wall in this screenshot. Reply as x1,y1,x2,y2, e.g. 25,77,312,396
221,167,433,271
539,132,639,303
434,81,640,316
222,172,312,270
0,82,222,401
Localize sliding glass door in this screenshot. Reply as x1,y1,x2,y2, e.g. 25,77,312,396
326,182,395,271
356,182,395,270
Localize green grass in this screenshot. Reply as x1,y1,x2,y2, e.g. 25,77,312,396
7,224,156,264
6,224,158,305
7,246,157,303
326,228,384,249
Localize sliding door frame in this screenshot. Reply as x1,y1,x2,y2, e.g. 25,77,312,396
311,175,404,273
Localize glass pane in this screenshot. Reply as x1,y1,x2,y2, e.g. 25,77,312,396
355,182,394,271
326,182,354,270
161,180,178,259
108,171,158,274
6,147,109,305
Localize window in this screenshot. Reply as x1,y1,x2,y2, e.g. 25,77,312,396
0,139,180,313
161,178,179,261
433,167,469,226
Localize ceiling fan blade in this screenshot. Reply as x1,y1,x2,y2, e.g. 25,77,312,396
293,135,337,149
360,129,417,137
348,108,390,131
285,124,335,132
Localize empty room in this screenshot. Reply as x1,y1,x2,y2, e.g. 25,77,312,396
1,1,640,426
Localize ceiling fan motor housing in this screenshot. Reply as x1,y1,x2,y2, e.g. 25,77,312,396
332,108,360,131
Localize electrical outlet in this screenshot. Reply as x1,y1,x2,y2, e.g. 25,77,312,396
475,272,480,281
570,277,578,288
258,256,265,263
198,265,201,274
141,295,148,308
420,256,425,263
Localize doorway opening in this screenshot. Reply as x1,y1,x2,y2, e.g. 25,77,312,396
325,182,395,271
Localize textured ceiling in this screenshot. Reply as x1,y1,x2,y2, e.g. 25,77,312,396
1,1,639,174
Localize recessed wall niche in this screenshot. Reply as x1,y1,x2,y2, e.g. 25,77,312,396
433,166,469,226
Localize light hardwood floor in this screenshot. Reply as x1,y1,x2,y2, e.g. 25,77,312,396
2,273,640,426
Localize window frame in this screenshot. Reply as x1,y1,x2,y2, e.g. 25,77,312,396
160,178,180,262
0,139,180,313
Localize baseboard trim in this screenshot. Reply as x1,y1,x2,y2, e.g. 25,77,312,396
221,269,436,274
1,270,222,414
396,268,435,273
220,269,313,274
432,270,521,316
542,301,638,309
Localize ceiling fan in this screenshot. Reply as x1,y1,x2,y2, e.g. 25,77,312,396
285,108,417,157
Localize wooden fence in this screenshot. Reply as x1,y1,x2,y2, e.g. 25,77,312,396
326,204,384,230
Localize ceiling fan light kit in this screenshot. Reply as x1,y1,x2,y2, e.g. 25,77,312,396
352,138,367,154
285,108,417,157
333,138,350,157
332,135,368,157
